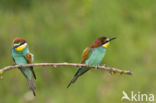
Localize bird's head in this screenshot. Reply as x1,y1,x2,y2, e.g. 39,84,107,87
13,38,28,51
90,37,116,48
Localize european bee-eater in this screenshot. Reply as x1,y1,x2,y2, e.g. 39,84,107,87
67,37,116,88
12,38,36,96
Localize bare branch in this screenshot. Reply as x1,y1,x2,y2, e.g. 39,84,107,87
0,63,133,78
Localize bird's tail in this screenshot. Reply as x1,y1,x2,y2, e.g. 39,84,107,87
27,79,36,96
67,75,79,88
67,67,89,88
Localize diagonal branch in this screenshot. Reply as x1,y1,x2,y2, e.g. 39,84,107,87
0,63,133,78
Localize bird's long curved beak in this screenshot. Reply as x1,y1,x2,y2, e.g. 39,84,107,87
107,37,116,42
103,37,116,44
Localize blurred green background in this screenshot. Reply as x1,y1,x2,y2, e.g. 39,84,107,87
0,0,156,103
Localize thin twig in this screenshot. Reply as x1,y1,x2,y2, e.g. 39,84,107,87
0,63,133,78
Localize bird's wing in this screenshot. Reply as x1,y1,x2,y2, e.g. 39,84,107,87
12,56,16,64
25,52,36,79
26,52,33,64
81,47,93,63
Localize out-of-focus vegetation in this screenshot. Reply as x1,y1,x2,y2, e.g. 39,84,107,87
0,0,155,103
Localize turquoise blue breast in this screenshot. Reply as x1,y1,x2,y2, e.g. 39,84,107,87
12,46,28,65
85,46,106,66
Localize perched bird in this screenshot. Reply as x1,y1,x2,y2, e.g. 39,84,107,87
67,37,116,88
12,38,36,96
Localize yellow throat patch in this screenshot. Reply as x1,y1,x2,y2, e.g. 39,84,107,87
103,42,110,48
15,43,27,51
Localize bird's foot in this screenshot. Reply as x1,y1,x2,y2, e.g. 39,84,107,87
86,64,89,68
79,63,83,68
79,64,82,68
19,65,23,68
95,65,99,69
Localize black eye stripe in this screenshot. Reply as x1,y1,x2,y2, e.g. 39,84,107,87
102,37,116,44
102,40,109,45
20,42,25,45
14,42,26,48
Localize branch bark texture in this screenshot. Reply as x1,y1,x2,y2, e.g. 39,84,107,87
0,63,133,78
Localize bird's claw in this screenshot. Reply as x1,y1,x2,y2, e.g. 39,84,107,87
95,65,99,69
86,64,89,68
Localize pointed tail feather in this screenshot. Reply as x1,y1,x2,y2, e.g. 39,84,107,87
67,68,81,88
32,90,36,96
31,68,36,80
67,67,90,88
67,75,79,88
27,79,36,96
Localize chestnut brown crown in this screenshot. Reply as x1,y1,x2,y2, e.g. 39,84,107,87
90,37,107,48
13,38,27,44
